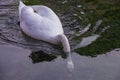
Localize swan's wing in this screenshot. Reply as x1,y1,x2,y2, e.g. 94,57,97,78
31,5,54,17
31,5,61,22
19,1,26,21
20,5,64,44
21,7,63,36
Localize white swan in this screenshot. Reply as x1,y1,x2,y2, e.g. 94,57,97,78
19,1,74,71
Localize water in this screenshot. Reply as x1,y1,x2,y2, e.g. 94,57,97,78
0,0,120,80
0,45,68,80
0,45,120,80
74,34,99,49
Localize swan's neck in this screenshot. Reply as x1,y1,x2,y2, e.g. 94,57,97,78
58,34,74,72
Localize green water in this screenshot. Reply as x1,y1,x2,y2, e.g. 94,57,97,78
24,0,120,56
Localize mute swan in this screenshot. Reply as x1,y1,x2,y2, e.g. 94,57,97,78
19,1,74,71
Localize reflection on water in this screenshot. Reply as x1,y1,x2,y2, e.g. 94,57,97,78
0,45,120,80
74,34,99,49
30,51,57,63
30,50,68,63
0,45,70,80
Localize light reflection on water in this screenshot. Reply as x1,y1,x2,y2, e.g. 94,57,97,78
74,34,99,49
0,45,120,80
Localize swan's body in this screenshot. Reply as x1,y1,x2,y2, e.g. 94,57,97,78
19,1,74,71
19,2,63,44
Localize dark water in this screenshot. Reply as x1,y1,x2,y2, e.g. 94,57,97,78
0,0,120,80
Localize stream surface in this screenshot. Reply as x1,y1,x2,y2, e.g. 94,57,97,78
0,45,120,80
0,0,120,80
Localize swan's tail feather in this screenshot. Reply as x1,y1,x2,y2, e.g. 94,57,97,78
19,1,26,21
19,1,26,9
